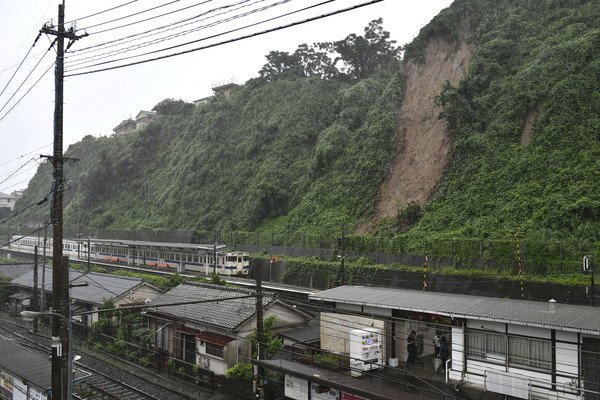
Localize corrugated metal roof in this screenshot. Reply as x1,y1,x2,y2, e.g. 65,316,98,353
149,281,274,331
0,340,91,392
309,286,600,334
0,340,52,391
11,268,151,305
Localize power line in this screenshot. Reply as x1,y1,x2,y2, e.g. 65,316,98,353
66,0,332,71
0,47,54,117
64,0,140,26
0,157,38,187
79,0,209,35
0,61,55,124
66,0,280,64
65,0,382,77
0,32,43,100
0,144,52,167
76,0,186,32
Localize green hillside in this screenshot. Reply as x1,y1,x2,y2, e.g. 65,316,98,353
9,0,600,260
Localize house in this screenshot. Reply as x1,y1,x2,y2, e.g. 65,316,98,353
1,263,38,315
11,267,162,327
0,339,91,399
0,191,18,211
0,262,35,280
212,80,239,97
135,110,157,130
301,286,600,400
113,118,136,135
145,281,312,376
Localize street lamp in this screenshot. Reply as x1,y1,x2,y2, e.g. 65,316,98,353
21,310,73,400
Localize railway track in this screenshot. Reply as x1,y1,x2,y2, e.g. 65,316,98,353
0,314,202,400
72,363,160,400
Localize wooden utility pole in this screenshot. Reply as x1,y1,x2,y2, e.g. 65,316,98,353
40,2,85,398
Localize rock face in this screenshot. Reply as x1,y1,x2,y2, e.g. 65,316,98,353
365,32,474,231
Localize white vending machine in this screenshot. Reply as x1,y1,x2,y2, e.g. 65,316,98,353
350,328,383,377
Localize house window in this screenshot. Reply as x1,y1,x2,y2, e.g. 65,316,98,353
509,336,552,371
466,330,506,363
206,342,224,358
466,329,552,371
156,325,169,351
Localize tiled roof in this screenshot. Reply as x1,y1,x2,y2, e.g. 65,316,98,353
278,324,320,343
11,268,152,306
149,281,275,331
310,286,600,334
0,262,36,279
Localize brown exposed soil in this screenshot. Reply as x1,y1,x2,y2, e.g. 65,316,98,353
357,32,474,234
521,109,537,146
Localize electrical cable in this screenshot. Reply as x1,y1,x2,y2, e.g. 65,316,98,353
76,0,185,32
66,0,283,66
0,45,54,117
64,0,140,26
0,144,53,167
0,157,38,187
65,0,382,77
0,32,43,100
66,0,332,70
0,62,55,124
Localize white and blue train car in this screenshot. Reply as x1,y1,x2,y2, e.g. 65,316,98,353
10,236,250,276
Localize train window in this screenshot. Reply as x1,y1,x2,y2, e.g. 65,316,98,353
193,255,198,263
227,256,236,262
243,256,249,261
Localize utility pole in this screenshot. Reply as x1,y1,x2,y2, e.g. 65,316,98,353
41,226,47,312
255,262,264,398
33,245,39,333
40,3,85,399
339,225,345,286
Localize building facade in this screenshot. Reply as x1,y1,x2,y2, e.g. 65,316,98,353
307,286,600,400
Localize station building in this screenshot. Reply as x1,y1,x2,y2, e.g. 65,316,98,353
262,286,600,400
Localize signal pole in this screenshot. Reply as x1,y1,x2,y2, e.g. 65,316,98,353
40,2,85,399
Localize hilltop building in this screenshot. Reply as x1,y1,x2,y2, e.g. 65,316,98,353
112,109,158,136
135,110,157,130
0,191,19,211
194,80,240,106
112,118,136,136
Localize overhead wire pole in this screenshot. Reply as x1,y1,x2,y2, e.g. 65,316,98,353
40,2,85,399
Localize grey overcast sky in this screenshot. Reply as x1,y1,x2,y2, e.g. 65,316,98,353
0,0,453,193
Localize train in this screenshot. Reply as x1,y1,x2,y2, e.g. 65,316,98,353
9,235,250,276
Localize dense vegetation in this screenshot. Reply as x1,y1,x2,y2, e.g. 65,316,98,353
7,0,600,271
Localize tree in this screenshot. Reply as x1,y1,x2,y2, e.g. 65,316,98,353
258,51,303,82
251,315,283,359
294,43,338,79
331,18,400,80
152,98,194,115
